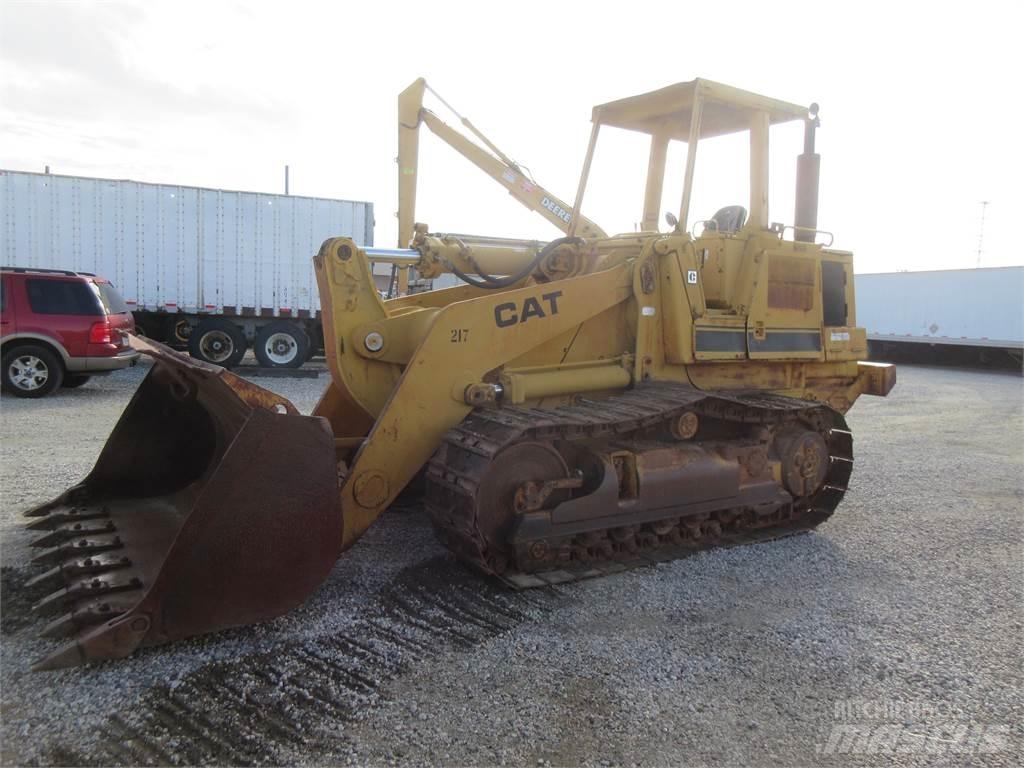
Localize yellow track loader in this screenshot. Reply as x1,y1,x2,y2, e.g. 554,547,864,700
22,78,895,670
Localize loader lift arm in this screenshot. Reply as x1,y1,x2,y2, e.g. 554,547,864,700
397,78,607,254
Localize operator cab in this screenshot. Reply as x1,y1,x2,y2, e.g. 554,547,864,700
567,78,821,243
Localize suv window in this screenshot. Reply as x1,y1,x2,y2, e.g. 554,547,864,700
25,278,102,316
93,281,130,314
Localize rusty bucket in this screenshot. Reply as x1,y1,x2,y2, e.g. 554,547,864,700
23,337,341,670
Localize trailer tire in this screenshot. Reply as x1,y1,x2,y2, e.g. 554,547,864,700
133,316,165,342
253,321,310,369
133,316,152,340
189,318,246,368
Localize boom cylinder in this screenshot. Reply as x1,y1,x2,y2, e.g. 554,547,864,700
364,248,422,265
414,235,540,280
500,363,631,404
363,241,541,282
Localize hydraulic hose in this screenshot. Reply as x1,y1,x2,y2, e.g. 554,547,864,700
450,237,583,290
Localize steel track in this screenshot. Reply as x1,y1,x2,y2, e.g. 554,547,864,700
425,381,853,588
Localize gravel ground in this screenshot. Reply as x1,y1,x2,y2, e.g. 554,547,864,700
1,361,1021,766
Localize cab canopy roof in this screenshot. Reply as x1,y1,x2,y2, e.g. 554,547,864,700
593,78,811,140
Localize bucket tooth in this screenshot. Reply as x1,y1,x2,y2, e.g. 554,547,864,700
39,613,77,640
23,485,90,519
25,506,110,532
65,553,132,578
40,613,82,641
25,553,133,594
30,520,117,548
31,535,124,567
33,574,144,616
24,566,63,594
40,599,132,639
32,642,91,672
32,586,72,616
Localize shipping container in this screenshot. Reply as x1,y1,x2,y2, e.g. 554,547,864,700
855,266,1024,364
0,169,374,367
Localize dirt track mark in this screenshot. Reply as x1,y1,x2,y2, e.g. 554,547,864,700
35,556,561,766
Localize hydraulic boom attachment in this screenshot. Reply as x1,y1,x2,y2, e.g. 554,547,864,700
397,78,606,249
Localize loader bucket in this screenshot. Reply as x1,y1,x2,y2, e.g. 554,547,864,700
23,336,341,670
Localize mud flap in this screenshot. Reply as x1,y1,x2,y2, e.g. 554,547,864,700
23,337,341,670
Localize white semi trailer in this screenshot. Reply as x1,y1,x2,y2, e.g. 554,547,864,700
0,169,375,368
855,266,1024,366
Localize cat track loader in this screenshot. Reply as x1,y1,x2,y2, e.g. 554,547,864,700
21,77,895,669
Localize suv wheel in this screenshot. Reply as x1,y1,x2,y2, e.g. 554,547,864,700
253,321,310,368
2,344,64,398
188,318,246,368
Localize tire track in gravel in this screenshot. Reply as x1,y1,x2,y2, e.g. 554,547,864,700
35,556,563,766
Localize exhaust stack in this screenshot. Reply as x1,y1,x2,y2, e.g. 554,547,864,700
794,105,821,243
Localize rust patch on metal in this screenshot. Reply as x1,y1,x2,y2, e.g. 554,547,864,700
767,256,815,310
23,336,341,670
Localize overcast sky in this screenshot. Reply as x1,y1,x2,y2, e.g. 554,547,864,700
1,0,1020,273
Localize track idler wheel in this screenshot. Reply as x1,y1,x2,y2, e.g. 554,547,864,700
475,442,572,573
774,427,830,498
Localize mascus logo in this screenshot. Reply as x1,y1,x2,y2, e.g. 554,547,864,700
494,291,562,328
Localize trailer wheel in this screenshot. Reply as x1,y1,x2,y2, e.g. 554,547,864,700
134,316,165,342
167,317,193,347
254,321,310,368
189,318,246,368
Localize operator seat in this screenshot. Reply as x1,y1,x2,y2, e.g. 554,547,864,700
710,205,747,233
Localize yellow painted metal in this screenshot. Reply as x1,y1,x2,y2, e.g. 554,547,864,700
676,88,703,231
641,133,670,232
305,76,893,556
397,79,427,250
586,78,811,238
501,360,632,404
824,327,868,361
333,255,635,549
567,121,601,238
412,234,540,280
595,78,808,140
749,111,771,230
397,78,605,248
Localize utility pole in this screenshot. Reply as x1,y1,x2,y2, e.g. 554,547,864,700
975,200,989,267
284,165,290,195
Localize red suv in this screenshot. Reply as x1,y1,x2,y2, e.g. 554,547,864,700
1,267,138,397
